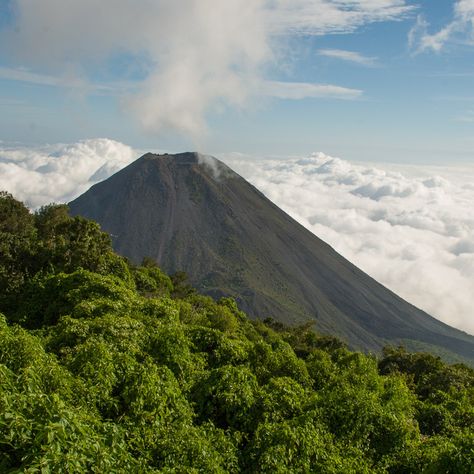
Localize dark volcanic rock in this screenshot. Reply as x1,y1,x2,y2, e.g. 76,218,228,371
69,152,474,362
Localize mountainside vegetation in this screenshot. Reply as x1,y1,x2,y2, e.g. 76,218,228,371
1,191,473,473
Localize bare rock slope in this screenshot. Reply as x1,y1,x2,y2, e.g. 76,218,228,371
69,152,474,363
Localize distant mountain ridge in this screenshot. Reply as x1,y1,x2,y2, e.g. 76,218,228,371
69,152,474,363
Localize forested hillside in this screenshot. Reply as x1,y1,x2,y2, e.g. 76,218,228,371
1,191,473,473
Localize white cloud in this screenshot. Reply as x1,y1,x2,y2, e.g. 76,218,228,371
318,49,377,66
268,0,414,35
262,81,362,100
0,138,138,208
0,66,134,94
0,65,362,102
409,1,474,53
222,151,474,336
2,0,271,138
0,0,412,138
1,138,473,335
0,66,65,87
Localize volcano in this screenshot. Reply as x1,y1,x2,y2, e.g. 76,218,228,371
69,152,474,363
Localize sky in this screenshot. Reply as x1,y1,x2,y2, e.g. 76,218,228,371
0,0,473,163
0,1,473,335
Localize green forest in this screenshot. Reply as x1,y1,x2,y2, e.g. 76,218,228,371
0,191,473,473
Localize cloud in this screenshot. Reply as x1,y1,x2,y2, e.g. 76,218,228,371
2,0,271,138
0,68,362,102
222,151,474,336
262,81,362,100
0,66,67,87
1,0,412,138
0,66,134,93
268,0,414,35
409,1,474,53
317,49,377,66
1,138,473,335
0,138,138,208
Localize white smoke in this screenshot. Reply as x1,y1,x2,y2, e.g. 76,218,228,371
196,153,231,181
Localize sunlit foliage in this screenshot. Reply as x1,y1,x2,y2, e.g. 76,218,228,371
0,193,473,472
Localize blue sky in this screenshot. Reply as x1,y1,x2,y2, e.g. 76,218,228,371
1,0,474,163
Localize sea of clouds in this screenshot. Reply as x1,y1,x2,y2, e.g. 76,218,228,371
0,139,137,208
225,152,474,336
0,138,473,335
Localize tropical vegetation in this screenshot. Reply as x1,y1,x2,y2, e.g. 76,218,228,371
0,191,473,473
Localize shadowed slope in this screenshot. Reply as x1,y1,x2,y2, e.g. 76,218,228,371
69,152,474,362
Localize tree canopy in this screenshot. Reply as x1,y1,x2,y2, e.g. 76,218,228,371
0,192,473,473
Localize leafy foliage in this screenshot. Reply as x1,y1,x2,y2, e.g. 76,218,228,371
0,193,473,472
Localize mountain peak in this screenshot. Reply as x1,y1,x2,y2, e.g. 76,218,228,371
131,151,234,181
141,151,199,163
